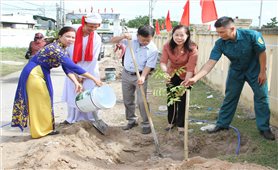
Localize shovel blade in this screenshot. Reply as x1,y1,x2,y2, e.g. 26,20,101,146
91,119,108,135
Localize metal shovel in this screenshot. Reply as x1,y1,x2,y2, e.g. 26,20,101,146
91,111,108,135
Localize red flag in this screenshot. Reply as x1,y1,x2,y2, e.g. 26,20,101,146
200,0,218,23
155,20,160,35
165,10,172,32
180,0,190,26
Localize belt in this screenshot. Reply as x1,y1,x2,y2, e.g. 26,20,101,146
124,69,142,76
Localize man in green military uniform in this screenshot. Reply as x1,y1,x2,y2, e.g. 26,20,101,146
183,16,275,140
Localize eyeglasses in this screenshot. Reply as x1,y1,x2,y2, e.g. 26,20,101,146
35,36,43,39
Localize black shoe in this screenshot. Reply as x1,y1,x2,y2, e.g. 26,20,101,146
142,127,151,134
48,130,59,136
207,126,229,134
122,122,138,130
165,124,175,131
260,130,275,140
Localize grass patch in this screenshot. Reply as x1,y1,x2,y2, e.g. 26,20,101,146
0,48,28,76
148,74,278,169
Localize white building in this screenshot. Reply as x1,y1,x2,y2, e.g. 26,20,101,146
0,14,36,29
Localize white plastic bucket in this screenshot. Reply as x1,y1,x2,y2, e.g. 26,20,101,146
75,85,116,112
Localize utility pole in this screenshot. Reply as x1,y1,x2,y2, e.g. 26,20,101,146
149,0,157,27
60,0,63,27
62,0,65,27
258,0,263,28
56,3,61,29
56,0,65,29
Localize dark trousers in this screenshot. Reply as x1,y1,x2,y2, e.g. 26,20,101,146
216,68,270,131
167,74,187,128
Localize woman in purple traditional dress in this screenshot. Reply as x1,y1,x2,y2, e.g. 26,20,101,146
11,26,103,139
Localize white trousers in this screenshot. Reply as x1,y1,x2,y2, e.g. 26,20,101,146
66,106,98,123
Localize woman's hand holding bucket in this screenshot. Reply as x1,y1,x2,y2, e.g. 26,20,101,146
74,82,83,93
81,72,104,87
94,79,103,87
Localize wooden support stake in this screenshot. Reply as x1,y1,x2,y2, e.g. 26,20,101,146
184,89,190,160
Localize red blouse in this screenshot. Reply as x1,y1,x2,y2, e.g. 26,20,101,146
160,42,198,80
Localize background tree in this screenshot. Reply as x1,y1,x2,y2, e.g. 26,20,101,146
262,17,278,28
71,19,82,24
126,16,149,28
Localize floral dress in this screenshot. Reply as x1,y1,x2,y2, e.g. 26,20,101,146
12,40,86,138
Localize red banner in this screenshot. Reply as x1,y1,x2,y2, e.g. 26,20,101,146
155,20,160,35
200,0,218,23
180,0,190,26
165,10,172,32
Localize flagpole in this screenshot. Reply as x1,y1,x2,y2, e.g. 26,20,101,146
258,0,263,28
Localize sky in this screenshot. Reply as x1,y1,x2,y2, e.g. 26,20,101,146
1,0,278,27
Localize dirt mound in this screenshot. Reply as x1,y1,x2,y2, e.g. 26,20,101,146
2,121,272,170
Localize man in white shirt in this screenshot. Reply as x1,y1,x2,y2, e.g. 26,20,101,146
62,13,103,124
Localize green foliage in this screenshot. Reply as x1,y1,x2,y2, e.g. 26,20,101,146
262,17,278,28
151,67,187,106
0,48,27,76
127,16,150,28
152,87,167,97
173,66,186,77
167,84,187,106
72,19,82,24
46,29,59,38
152,67,169,79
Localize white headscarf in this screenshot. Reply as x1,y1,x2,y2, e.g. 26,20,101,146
85,12,102,24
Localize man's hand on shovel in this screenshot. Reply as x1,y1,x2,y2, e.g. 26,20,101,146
114,43,126,59
137,76,146,85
